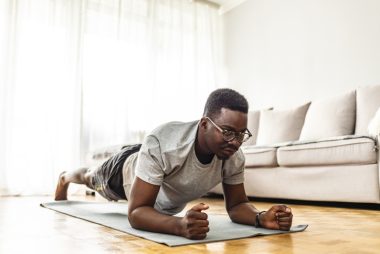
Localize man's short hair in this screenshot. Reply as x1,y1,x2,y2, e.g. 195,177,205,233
203,88,249,118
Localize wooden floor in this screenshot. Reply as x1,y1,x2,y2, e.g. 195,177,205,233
1,195,380,254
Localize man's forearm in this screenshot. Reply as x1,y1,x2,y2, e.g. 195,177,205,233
128,206,182,236
228,202,260,226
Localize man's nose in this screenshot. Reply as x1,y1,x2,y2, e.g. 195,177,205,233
227,138,241,149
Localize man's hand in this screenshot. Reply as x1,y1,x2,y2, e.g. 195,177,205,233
179,203,210,240
260,205,293,231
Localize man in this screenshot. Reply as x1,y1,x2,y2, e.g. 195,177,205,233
55,88,293,240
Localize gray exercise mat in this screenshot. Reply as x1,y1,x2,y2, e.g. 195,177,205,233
41,201,308,247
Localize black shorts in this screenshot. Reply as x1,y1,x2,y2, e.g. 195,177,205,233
90,144,141,201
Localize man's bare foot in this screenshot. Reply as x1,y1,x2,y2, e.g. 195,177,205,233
55,171,69,200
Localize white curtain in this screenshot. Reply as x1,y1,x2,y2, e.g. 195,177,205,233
0,0,83,195
0,0,222,195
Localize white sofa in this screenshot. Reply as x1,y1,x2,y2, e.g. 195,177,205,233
211,85,380,204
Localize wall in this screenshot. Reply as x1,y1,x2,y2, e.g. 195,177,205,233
223,0,380,109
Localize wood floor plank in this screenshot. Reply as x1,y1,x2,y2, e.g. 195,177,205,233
0,195,379,253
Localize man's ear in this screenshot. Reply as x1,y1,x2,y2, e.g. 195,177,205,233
199,117,208,130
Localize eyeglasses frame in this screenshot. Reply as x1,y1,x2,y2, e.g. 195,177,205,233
205,117,252,143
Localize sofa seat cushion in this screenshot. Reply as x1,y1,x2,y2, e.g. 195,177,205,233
241,146,278,167
277,136,377,167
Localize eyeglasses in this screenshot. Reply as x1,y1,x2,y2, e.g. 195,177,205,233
206,117,252,143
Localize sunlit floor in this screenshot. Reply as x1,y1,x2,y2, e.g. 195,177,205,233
0,195,380,254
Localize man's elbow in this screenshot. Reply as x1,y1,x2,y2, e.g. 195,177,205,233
128,208,141,229
226,208,237,222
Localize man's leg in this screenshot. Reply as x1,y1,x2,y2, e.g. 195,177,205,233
55,167,93,200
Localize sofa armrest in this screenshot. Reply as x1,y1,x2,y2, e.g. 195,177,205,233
376,135,380,198
375,135,380,153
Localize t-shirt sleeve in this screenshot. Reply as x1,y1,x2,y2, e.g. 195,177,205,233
222,149,245,185
134,135,165,186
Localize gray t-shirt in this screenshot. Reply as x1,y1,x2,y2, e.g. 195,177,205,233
122,120,245,215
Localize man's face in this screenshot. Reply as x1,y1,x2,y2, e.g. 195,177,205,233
204,108,248,160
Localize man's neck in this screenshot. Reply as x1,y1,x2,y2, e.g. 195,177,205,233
195,129,214,165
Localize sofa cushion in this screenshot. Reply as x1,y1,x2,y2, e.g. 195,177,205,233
300,91,356,140
241,146,278,167
243,108,274,146
256,102,311,145
356,84,380,135
277,136,377,167
368,107,380,137
243,110,260,146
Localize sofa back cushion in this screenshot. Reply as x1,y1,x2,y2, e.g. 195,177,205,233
368,107,380,137
300,90,356,140
355,85,380,135
256,102,310,145
243,110,261,146
243,108,274,146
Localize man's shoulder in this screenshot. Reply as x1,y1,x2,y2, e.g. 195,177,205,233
151,120,198,140
145,120,199,152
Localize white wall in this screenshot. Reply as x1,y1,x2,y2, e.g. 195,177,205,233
223,0,380,109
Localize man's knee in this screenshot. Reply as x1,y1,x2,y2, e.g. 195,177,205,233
84,170,94,189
